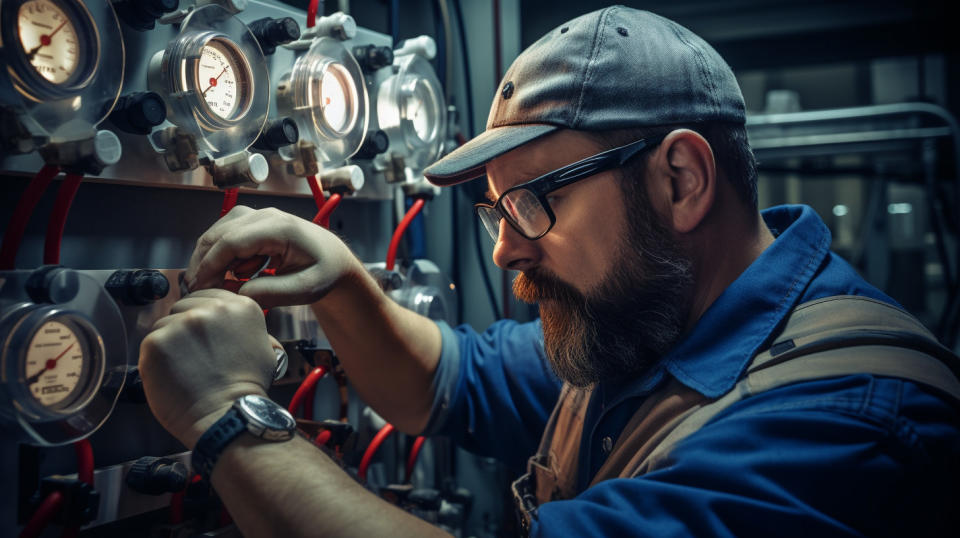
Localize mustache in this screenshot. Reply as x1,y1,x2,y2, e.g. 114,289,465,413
513,267,582,304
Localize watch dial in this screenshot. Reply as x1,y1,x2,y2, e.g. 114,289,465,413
241,395,295,430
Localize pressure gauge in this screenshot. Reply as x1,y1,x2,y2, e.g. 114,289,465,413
0,0,123,140
0,269,127,446
147,4,268,156
376,53,446,172
19,313,105,415
277,36,368,165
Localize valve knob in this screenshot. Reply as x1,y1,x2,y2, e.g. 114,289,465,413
113,0,179,31
25,265,79,304
354,130,389,159
106,269,170,306
253,117,299,151
353,45,394,73
126,457,189,495
108,92,167,135
249,17,300,55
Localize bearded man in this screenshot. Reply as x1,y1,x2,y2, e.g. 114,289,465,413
139,6,960,537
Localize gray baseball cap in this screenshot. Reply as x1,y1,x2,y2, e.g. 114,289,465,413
423,6,745,186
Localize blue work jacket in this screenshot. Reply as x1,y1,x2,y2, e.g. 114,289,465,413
423,204,960,536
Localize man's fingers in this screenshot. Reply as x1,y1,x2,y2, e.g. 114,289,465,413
237,268,327,309
189,224,284,291
185,205,256,287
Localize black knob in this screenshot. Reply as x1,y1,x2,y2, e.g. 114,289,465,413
25,265,79,304
108,92,167,136
354,130,389,159
249,17,300,56
106,269,170,306
113,0,179,31
253,117,299,151
126,457,189,495
353,45,394,72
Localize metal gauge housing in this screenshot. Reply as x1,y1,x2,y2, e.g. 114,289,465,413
147,4,269,157
0,270,127,446
277,36,368,165
0,0,123,141
376,53,446,172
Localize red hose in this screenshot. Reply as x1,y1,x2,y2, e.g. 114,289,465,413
314,429,332,447
169,474,203,524
74,440,94,486
307,0,319,28
288,366,327,417
358,423,396,481
306,175,326,209
42,173,82,265
0,165,60,270
386,198,425,271
405,436,426,483
312,193,342,228
18,490,64,538
220,188,239,217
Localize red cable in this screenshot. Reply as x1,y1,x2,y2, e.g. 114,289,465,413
405,436,426,483
18,490,64,538
307,0,319,28
288,366,327,417
169,474,203,525
306,175,326,209
386,198,425,271
314,429,332,447
0,165,60,270
42,173,82,265
312,193,342,228
220,188,239,217
74,440,94,486
357,423,396,481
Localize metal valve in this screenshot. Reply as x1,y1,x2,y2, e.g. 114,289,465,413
37,130,122,175
209,151,270,187
394,36,437,60
321,165,365,194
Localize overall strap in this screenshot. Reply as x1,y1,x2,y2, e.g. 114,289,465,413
634,295,960,476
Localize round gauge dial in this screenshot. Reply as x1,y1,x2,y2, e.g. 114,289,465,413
17,0,80,85
198,37,253,122
404,77,440,143
317,62,358,135
23,319,91,411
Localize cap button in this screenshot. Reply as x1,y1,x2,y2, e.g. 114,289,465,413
501,81,515,100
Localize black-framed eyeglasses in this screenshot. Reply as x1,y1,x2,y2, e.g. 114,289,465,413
475,135,665,242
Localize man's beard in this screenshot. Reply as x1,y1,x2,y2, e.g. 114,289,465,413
513,208,693,387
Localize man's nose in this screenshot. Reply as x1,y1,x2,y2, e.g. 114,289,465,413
492,219,540,271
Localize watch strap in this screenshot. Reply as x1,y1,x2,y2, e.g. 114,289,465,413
192,407,247,482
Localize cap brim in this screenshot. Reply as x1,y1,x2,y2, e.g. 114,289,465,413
424,124,559,186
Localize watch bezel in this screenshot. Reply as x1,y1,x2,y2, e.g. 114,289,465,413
234,394,296,441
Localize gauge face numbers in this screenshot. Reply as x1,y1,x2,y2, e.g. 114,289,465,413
24,320,86,410
317,63,358,135
402,77,440,144
198,38,253,123
17,0,80,85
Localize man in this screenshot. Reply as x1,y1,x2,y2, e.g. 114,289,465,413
139,6,960,537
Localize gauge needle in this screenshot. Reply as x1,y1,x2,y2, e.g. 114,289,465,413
202,67,229,96
25,343,74,386
25,19,68,61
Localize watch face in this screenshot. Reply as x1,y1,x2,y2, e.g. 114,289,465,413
238,394,296,432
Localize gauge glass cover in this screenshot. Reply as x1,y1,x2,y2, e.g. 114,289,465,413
317,62,357,135
17,0,79,85
25,319,86,409
198,38,252,122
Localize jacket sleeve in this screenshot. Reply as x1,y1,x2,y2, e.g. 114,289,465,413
422,319,562,474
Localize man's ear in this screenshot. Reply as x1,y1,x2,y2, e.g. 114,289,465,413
648,129,717,234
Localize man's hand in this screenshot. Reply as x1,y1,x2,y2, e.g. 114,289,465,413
138,289,277,448
184,206,362,308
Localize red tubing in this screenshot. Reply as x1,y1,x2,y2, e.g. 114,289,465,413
18,491,64,538
74,440,94,486
358,423,396,481
312,193,342,227
288,366,327,417
386,198,425,271
307,0,319,28
405,436,426,483
315,429,332,447
42,173,82,265
0,165,60,270
220,188,239,217
306,175,326,210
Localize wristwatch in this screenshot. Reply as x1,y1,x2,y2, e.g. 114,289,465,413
192,394,297,482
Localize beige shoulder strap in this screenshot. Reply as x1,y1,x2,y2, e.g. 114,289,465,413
634,295,960,476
